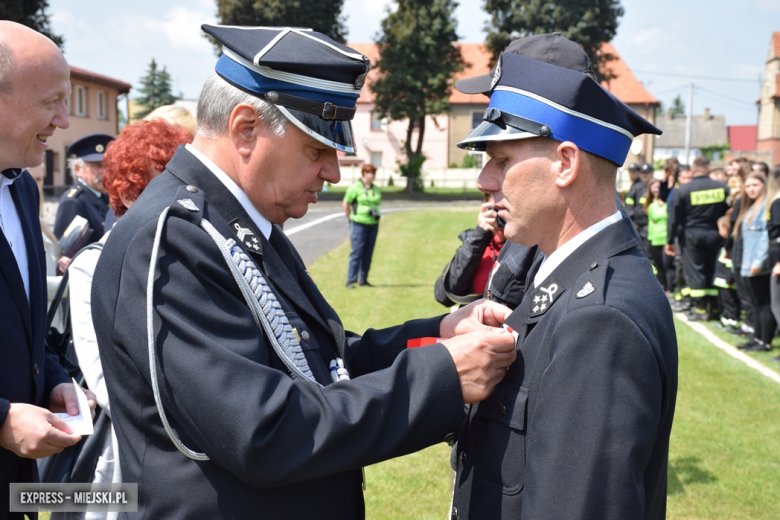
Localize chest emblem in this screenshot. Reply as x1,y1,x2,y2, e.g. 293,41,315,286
530,277,565,318
576,280,596,299
229,219,261,253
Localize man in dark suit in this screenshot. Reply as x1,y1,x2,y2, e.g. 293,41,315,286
91,25,516,519
0,21,97,519
449,36,678,519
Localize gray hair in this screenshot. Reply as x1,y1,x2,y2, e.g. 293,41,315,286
0,39,14,93
67,157,86,173
196,73,288,139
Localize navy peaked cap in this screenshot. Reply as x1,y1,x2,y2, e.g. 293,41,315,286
67,133,114,162
459,52,662,165
202,25,371,153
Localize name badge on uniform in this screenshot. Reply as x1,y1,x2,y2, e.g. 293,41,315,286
229,218,261,253
529,277,565,318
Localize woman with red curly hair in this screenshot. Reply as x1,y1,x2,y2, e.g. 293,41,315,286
103,118,193,225
58,119,191,505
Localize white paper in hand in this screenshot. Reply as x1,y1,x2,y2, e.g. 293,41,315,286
54,378,94,436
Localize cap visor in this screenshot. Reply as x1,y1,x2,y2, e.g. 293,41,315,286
79,153,105,162
457,121,537,151
454,74,493,95
277,106,356,153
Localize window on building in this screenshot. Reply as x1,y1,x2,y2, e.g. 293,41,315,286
468,151,485,168
370,151,383,168
371,111,383,130
75,85,87,117
471,110,485,129
64,93,71,114
97,90,107,119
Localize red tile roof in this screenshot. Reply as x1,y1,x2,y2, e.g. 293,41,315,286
599,43,658,105
349,41,658,106
70,66,132,94
773,32,780,60
728,125,757,151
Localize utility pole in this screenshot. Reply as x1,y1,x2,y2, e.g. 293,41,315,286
683,82,693,165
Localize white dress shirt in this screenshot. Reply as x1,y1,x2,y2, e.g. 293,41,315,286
0,170,30,300
185,144,273,240
533,210,623,287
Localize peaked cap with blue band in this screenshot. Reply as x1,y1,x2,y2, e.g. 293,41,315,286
202,25,371,153
458,52,662,165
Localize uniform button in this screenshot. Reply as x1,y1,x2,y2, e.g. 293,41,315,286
451,506,458,520
301,330,310,341
459,451,467,467
498,404,507,415
34,363,39,374
443,432,456,446
186,185,198,193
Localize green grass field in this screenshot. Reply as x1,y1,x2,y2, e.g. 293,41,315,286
40,208,780,519
310,209,780,519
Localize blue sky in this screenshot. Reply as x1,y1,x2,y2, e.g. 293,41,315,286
49,0,778,125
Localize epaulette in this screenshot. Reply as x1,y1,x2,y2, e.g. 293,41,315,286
167,184,205,226
66,185,81,198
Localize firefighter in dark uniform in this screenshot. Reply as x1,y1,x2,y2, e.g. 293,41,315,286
629,163,654,252
450,36,677,520
624,162,642,213
89,25,516,519
53,133,113,246
666,164,729,320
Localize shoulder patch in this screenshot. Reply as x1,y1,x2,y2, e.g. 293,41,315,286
576,280,596,298
66,186,80,198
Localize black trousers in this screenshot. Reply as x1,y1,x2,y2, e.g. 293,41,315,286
771,275,780,327
648,244,675,292
682,229,721,307
745,274,776,344
734,271,755,328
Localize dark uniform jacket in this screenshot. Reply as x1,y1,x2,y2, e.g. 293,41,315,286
667,175,729,244
767,198,780,268
91,147,465,519
53,180,109,246
451,217,678,520
1,169,70,519
625,178,649,232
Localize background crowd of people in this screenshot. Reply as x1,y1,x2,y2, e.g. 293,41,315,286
630,156,780,361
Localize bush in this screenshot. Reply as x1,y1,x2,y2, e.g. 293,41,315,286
461,154,479,168
387,175,394,187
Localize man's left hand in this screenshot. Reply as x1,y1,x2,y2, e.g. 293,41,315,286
49,382,97,419
440,298,512,338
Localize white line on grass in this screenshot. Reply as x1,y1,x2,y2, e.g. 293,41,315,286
677,313,780,385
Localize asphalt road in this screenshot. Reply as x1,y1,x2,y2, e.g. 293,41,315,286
284,200,479,266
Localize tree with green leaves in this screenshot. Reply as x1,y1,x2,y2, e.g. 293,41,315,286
482,0,624,81
0,0,63,49
134,59,178,119
669,94,685,116
211,0,347,53
371,0,464,192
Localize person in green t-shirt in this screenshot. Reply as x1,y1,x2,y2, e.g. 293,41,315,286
343,164,382,288
645,178,675,292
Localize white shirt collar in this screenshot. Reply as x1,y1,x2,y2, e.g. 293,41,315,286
185,143,273,239
77,177,103,199
533,210,623,287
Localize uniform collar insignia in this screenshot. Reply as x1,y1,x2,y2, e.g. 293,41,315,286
229,218,261,254
529,277,565,317
576,280,596,299
177,198,199,212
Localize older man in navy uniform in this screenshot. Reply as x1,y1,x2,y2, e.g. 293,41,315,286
54,133,113,247
91,25,516,519
449,40,678,519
